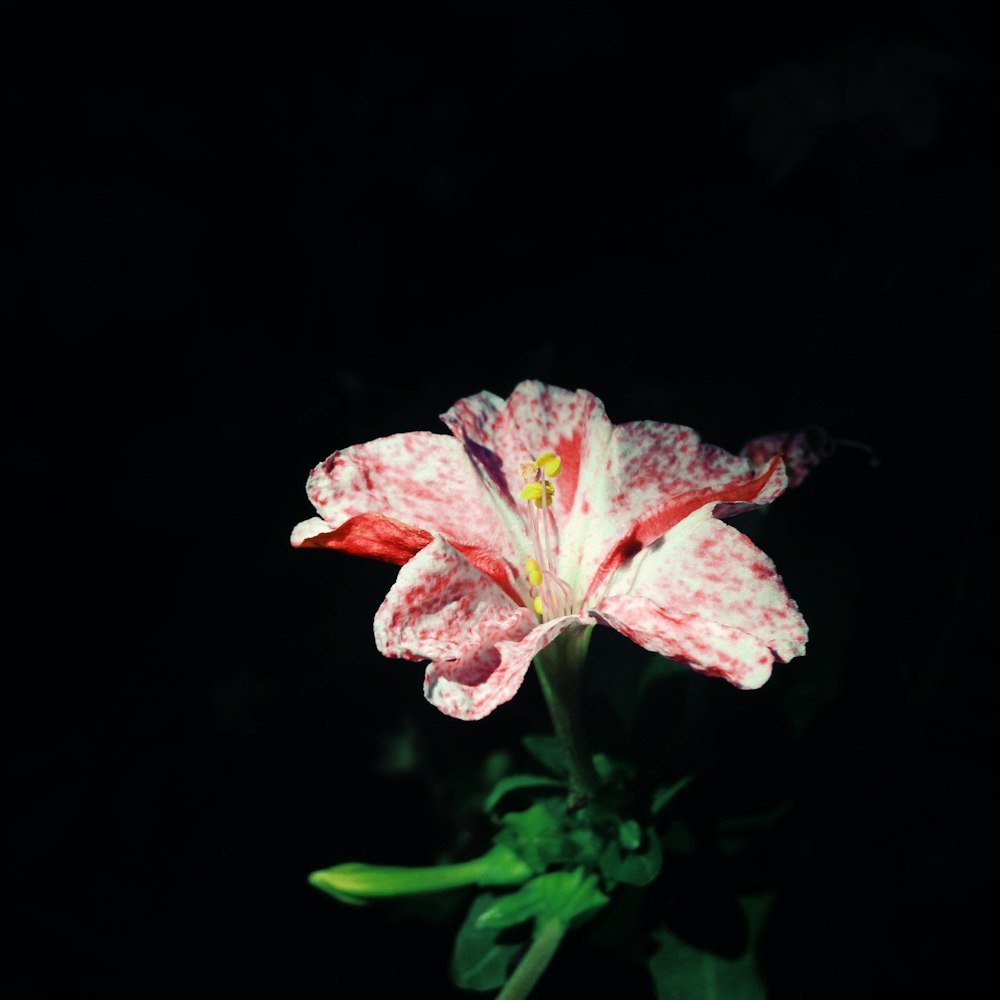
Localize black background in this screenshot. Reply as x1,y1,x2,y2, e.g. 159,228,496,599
8,4,996,996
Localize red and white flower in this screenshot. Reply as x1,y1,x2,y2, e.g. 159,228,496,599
292,381,807,720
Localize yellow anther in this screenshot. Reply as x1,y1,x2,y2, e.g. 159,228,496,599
533,452,562,478
525,558,543,587
519,461,537,482
520,481,554,508
533,595,544,616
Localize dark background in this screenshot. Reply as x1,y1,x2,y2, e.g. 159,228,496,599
8,4,996,996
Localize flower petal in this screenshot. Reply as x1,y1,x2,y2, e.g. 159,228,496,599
595,597,777,688
582,423,788,603
443,380,612,516
425,615,595,721
291,512,433,564
295,430,521,595
374,535,584,720
374,536,533,663
443,380,615,593
593,506,807,686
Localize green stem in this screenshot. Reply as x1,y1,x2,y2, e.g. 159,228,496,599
533,626,599,806
496,918,566,1000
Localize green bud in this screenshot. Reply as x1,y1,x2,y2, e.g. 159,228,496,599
308,844,533,905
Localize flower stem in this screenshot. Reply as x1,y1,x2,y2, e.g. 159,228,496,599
533,626,599,806
496,917,566,1000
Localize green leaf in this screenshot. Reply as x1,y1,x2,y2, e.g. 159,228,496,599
648,897,771,1000
651,774,694,815
619,819,643,851
475,869,609,931
520,734,568,777
452,892,524,992
494,800,572,872
598,825,662,887
483,774,566,813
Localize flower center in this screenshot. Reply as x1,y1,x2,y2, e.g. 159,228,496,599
519,452,574,620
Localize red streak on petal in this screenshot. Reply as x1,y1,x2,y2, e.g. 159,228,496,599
291,512,433,565
451,542,522,606
554,423,584,513
585,455,784,603
293,513,522,605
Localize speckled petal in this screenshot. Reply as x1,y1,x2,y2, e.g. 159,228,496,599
374,536,533,662
594,597,777,688
294,381,810,719
294,430,519,594
593,506,807,686
445,381,612,513
581,427,787,603
425,614,595,720
374,536,565,720
442,380,615,594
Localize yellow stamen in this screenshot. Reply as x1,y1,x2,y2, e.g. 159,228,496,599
533,595,544,616
525,558,543,587
533,452,562,478
520,481,554,508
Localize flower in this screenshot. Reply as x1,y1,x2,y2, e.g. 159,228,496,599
742,425,835,489
743,425,879,488
292,381,807,720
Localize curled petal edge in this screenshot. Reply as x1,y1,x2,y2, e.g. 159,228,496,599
425,614,596,721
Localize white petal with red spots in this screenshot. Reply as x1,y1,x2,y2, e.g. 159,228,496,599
593,506,807,685
373,536,596,720
374,537,534,664
424,613,596,721
294,380,808,718
296,431,517,563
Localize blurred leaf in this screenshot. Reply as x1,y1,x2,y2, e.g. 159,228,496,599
599,825,662,887
475,869,608,931
495,800,581,872
714,799,791,858
651,774,694,816
648,896,771,1000
588,652,689,731
483,773,566,813
452,892,524,991
648,927,763,1000
619,819,643,851
521,734,568,777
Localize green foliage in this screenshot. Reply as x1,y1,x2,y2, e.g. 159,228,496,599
475,869,608,931
483,773,567,813
494,799,600,873
452,892,526,992
315,664,809,999
650,774,694,816
520,734,569,777
598,824,661,888
648,897,772,1000
451,872,609,992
